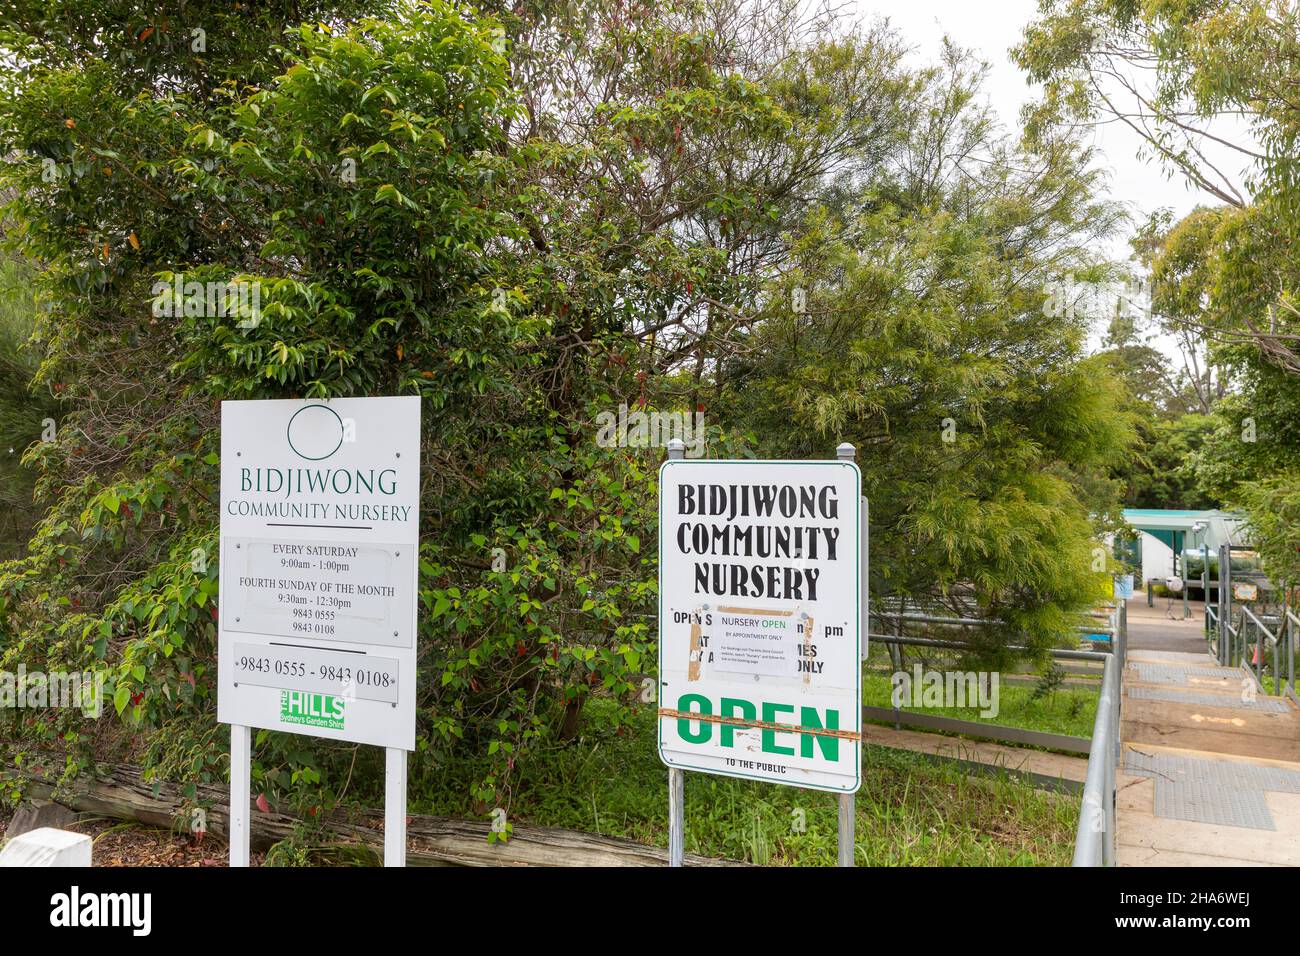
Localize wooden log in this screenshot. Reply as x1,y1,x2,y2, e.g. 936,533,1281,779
6,765,744,867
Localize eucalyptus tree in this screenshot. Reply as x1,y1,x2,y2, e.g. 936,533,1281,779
1014,0,1300,585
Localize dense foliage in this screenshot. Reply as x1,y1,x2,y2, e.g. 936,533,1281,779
1016,0,1300,587
718,50,1133,654
0,0,1129,821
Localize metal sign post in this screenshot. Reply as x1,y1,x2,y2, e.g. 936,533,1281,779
660,438,864,867
1218,543,1232,666
1203,536,1211,642
834,441,858,867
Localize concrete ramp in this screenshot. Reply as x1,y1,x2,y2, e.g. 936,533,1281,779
1121,649,1300,762
1118,647,1300,866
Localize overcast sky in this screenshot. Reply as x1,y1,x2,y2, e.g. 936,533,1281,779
856,0,1231,240
852,0,1255,360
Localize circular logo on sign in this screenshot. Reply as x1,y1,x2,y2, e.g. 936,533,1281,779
286,404,344,460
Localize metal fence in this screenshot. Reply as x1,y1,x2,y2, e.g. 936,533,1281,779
1207,543,1297,699
1071,650,1119,866
868,605,1124,866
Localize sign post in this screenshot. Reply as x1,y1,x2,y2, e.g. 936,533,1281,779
658,438,865,866
835,442,857,866
218,397,420,867
229,723,250,868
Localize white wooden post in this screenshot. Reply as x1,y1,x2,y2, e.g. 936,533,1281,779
229,723,251,867
384,747,407,867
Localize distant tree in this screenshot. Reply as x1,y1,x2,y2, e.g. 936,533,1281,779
1015,0,1300,587
1093,311,1219,510
720,46,1133,657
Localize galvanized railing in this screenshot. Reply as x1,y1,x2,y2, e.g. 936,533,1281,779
1211,601,1296,696
1071,650,1118,866
1204,543,1297,697
870,605,1124,866
1236,604,1298,696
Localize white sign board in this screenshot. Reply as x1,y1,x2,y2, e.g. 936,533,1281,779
657,459,862,793
218,397,419,750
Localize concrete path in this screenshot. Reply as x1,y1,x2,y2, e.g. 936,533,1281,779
1124,594,1209,655
1117,637,1300,866
861,724,1087,792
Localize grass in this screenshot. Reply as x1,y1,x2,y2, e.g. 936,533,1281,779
412,700,1080,866
859,640,1101,739
861,669,1099,739
1258,674,1296,698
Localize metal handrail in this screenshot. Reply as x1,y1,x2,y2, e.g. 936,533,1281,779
1242,606,1278,645
1072,652,1118,866
867,633,1105,663
1211,545,1295,689
868,611,1123,866
1240,604,1293,690
1242,605,1279,635
871,610,1114,636
1289,608,1297,695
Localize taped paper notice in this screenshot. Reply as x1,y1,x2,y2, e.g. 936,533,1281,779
713,607,798,677
803,614,815,685
688,608,703,682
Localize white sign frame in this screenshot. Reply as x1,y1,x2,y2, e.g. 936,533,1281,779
217,396,420,866
656,456,863,795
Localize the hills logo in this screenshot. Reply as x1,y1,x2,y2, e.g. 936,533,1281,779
280,691,345,730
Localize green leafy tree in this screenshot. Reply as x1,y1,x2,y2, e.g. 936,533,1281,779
0,1,543,806
1093,313,1220,510
0,0,1142,825
720,48,1134,660
1015,0,1300,588
0,0,925,811
0,255,58,559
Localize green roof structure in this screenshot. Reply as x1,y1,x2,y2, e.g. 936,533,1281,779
1120,508,1248,556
